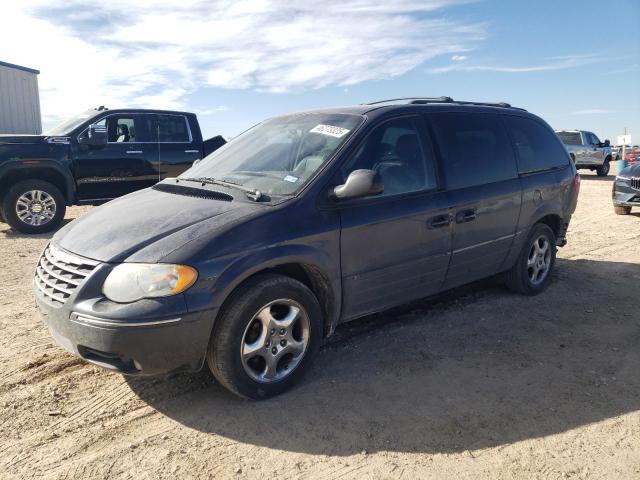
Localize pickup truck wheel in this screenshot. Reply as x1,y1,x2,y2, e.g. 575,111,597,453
614,205,631,215
207,273,323,400
2,180,66,234
504,223,556,296
596,158,610,177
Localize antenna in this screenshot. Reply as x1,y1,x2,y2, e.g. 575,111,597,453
157,117,161,182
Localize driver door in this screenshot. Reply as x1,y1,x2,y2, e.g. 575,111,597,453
73,114,159,201
337,116,452,320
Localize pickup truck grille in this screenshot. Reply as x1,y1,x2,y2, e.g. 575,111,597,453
34,245,99,307
631,177,640,190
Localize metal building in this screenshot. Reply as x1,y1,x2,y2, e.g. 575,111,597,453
0,61,42,134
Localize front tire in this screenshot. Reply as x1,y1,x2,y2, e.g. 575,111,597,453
505,223,557,295
2,180,66,234
614,205,631,215
596,158,610,177
207,274,323,400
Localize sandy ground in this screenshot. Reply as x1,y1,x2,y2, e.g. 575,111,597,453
1,168,639,480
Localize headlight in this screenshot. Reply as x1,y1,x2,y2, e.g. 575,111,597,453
102,263,198,303
616,175,630,183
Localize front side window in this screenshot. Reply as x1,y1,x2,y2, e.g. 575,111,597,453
108,117,135,143
430,113,516,190
183,113,363,195
503,116,570,173
341,117,437,197
589,133,601,145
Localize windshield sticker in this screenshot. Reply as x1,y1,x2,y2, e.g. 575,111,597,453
310,124,350,138
283,175,299,183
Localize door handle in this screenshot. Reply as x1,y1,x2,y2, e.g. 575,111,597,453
428,214,452,229
184,149,199,154
126,150,143,154
455,209,477,223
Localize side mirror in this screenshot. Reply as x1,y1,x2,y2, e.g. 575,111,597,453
332,169,383,200
603,139,610,147
80,123,107,145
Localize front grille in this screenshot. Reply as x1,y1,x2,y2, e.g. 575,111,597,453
631,177,640,190
34,245,99,307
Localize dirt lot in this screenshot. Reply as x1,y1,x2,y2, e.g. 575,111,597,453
1,169,639,479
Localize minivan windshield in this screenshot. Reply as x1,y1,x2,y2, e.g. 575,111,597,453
182,113,364,196
46,110,98,136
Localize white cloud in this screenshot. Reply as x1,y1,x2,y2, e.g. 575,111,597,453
428,53,600,74
0,0,484,126
451,55,468,61
570,108,615,115
199,106,230,115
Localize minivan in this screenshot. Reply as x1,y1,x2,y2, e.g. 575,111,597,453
34,97,580,399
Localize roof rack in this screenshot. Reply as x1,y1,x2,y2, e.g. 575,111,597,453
366,96,453,105
363,97,525,111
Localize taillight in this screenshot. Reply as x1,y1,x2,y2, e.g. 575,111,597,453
574,173,581,195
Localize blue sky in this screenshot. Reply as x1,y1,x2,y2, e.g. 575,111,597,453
2,0,639,143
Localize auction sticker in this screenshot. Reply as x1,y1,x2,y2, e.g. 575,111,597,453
310,124,350,138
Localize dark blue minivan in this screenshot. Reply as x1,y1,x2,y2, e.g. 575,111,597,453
33,98,579,399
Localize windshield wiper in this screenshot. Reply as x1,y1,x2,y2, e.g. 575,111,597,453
177,177,263,202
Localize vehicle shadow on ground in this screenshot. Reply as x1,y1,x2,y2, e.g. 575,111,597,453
127,257,640,455
579,173,614,182
0,218,74,239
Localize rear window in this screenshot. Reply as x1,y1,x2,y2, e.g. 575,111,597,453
505,116,570,173
556,131,582,145
430,113,517,190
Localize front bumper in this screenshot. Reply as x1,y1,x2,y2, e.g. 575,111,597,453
33,245,215,375
612,179,640,207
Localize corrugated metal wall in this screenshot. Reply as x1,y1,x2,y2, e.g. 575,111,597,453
0,65,42,134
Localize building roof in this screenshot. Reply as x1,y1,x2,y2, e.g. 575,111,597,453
0,60,40,75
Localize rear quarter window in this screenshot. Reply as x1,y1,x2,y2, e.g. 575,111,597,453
429,112,517,190
504,116,570,174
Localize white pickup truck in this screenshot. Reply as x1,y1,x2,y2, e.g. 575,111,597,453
555,130,613,176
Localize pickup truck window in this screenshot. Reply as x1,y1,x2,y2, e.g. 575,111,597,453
503,116,569,173
157,115,190,142
108,117,136,142
557,132,582,145
589,132,601,145
183,113,363,196
46,109,97,136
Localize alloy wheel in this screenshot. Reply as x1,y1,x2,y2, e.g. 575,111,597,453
527,235,551,285
15,190,57,226
240,299,310,383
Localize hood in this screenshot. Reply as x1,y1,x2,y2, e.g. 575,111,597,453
0,134,47,145
54,185,260,263
619,162,640,177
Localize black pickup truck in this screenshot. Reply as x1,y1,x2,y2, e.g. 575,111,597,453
0,107,226,233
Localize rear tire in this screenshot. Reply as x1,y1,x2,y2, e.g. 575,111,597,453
614,205,631,215
505,223,556,295
596,158,610,177
1,179,66,234
207,274,323,400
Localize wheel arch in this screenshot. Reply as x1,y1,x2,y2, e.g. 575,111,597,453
207,246,341,339
0,162,75,205
534,213,563,239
